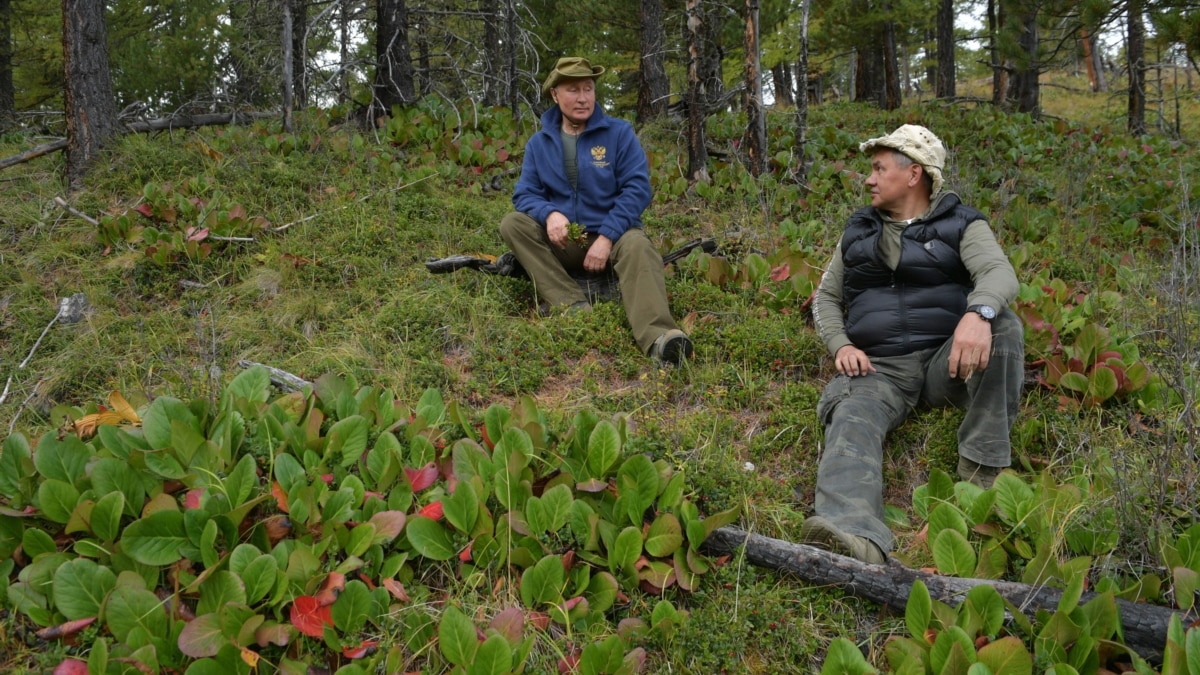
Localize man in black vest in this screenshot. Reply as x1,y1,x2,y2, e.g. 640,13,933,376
803,125,1024,564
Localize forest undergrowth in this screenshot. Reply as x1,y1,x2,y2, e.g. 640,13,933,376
0,72,1199,673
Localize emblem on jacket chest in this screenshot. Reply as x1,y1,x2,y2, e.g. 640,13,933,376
590,146,609,168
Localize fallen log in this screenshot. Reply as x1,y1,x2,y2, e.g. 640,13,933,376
237,359,312,393
0,138,69,171
701,526,1190,664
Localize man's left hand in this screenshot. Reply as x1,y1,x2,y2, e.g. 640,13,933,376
584,235,613,273
948,313,993,381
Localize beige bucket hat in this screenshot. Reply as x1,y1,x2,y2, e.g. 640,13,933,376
542,56,606,95
859,124,947,195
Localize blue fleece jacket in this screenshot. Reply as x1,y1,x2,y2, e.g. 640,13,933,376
512,105,652,243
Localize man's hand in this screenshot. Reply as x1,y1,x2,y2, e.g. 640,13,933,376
546,212,570,249
584,235,612,273
835,345,876,377
949,313,993,381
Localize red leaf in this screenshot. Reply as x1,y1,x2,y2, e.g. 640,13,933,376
53,659,89,675
769,263,791,282
358,573,377,590
133,204,154,218
271,482,290,513
383,578,411,603
489,607,524,644
37,618,96,641
418,501,444,520
184,489,204,510
367,510,407,541
342,640,378,659
289,596,334,638
313,572,345,606
319,473,335,485
527,611,551,632
406,463,439,492
459,541,473,562
558,648,581,674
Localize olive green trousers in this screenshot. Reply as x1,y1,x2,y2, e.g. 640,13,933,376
499,212,681,355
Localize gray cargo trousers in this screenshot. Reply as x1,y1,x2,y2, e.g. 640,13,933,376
814,308,1024,553
499,212,681,355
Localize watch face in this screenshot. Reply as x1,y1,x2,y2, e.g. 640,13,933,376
978,305,997,320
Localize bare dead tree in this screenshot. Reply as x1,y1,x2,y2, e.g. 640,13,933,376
743,0,765,177
282,0,294,131
794,0,811,183
686,0,709,184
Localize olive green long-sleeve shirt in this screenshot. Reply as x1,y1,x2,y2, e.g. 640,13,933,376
813,191,1019,357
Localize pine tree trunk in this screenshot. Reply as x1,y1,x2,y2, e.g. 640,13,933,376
771,63,793,107
637,0,668,123
685,0,709,183
1011,4,1039,115
373,0,414,119
482,0,501,107
505,0,517,118
62,0,118,188
743,0,765,176
1127,0,1146,135
0,0,12,127
882,18,901,109
1081,27,1106,93
282,0,294,132
339,0,351,102
936,0,955,98
794,0,810,183
292,0,308,108
989,0,1003,106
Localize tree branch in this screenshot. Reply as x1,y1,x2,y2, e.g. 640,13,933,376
701,526,1186,664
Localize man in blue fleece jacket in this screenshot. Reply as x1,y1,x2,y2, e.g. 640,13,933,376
499,56,692,366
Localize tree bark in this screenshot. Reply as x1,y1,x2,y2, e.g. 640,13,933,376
282,0,294,132
936,0,955,98
637,0,669,123
1081,26,1106,93
743,0,765,176
988,0,1004,106
793,0,810,183
702,526,1182,664
62,0,118,188
771,63,793,107
339,0,351,102
373,0,414,120
505,0,517,118
882,16,901,109
1127,0,1146,135
685,0,709,183
292,0,308,108
0,0,12,127
1009,1,1039,115
482,0,501,107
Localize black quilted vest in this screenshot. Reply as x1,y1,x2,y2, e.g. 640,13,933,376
841,194,984,357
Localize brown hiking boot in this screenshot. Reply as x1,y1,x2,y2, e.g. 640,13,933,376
958,456,1003,489
650,329,693,367
800,516,887,565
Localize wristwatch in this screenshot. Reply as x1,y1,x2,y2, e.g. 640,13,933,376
967,304,997,321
